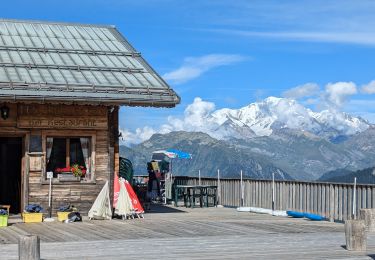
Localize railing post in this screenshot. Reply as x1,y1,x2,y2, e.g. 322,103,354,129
240,170,244,207
329,184,334,222
19,235,40,260
345,219,367,251
272,173,275,211
359,209,375,232
217,169,221,206
353,177,357,220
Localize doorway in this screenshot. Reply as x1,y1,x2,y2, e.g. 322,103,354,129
0,137,22,214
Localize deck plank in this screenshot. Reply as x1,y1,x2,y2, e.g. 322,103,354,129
1,206,375,259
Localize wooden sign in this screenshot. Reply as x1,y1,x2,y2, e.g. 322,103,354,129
29,153,43,172
18,117,108,129
19,104,108,117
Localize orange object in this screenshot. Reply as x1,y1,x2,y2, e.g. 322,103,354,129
124,180,144,214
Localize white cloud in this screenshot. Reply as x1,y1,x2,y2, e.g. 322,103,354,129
165,97,218,132
206,29,375,47
121,97,218,145
163,54,245,84
324,81,357,108
121,97,222,145
120,126,156,146
122,80,375,145
361,80,375,94
282,83,320,99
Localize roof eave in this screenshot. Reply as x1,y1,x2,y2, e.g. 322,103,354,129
0,95,180,108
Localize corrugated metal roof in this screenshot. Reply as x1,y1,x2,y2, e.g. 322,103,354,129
0,19,180,107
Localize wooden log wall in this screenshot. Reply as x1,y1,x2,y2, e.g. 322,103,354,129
174,176,375,222
0,103,118,214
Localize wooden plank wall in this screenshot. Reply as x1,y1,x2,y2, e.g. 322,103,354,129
0,103,114,214
174,176,375,222
28,129,110,214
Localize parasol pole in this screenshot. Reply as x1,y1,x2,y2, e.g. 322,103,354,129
166,158,173,205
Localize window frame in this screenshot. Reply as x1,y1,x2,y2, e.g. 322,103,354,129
41,130,96,184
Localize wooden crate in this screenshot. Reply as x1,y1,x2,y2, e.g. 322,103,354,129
0,215,8,227
57,212,70,222
22,213,43,223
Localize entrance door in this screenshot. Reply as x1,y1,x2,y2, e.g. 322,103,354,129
0,137,22,214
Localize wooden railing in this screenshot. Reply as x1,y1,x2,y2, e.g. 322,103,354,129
173,176,375,222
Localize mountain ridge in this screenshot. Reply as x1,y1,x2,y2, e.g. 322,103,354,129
121,97,375,181
210,97,370,141
121,131,293,180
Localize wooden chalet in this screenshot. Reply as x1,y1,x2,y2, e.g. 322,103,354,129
0,19,179,214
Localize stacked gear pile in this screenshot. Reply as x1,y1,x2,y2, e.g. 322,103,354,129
147,160,170,202
148,149,191,204
58,205,77,212
25,204,43,213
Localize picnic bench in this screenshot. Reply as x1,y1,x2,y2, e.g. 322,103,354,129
174,185,217,208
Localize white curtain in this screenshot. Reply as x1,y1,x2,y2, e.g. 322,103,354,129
46,137,53,163
80,138,90,180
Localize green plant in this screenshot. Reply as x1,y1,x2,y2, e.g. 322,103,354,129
71,164,83,177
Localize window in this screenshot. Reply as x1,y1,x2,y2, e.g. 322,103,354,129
46,137,92,181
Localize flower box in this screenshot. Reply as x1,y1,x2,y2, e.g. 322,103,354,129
57,173,80,182
22,212,43,223
0,215,8,227
55,165,86,181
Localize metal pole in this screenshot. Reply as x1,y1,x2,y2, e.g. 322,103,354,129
217,169,221,206
272,173,275,211
353,177,357,219
198,170,201,186
48,176,52,218
240,170,244,207
166,159,172,205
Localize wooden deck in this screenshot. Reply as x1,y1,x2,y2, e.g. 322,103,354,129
1,205,375,259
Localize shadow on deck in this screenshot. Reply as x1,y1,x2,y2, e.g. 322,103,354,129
145,203,188,214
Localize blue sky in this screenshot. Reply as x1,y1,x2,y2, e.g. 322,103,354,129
3,0,375,144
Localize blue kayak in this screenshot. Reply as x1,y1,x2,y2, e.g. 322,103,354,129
286,210,304,218
304,213,324,221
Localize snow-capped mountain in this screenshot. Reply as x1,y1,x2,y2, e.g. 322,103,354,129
122,97,375,181
210,97,370,141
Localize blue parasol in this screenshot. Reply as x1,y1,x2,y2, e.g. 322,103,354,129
166,149,192,159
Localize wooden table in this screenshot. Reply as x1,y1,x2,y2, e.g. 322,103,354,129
174,185,217,208
0,205,10,214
